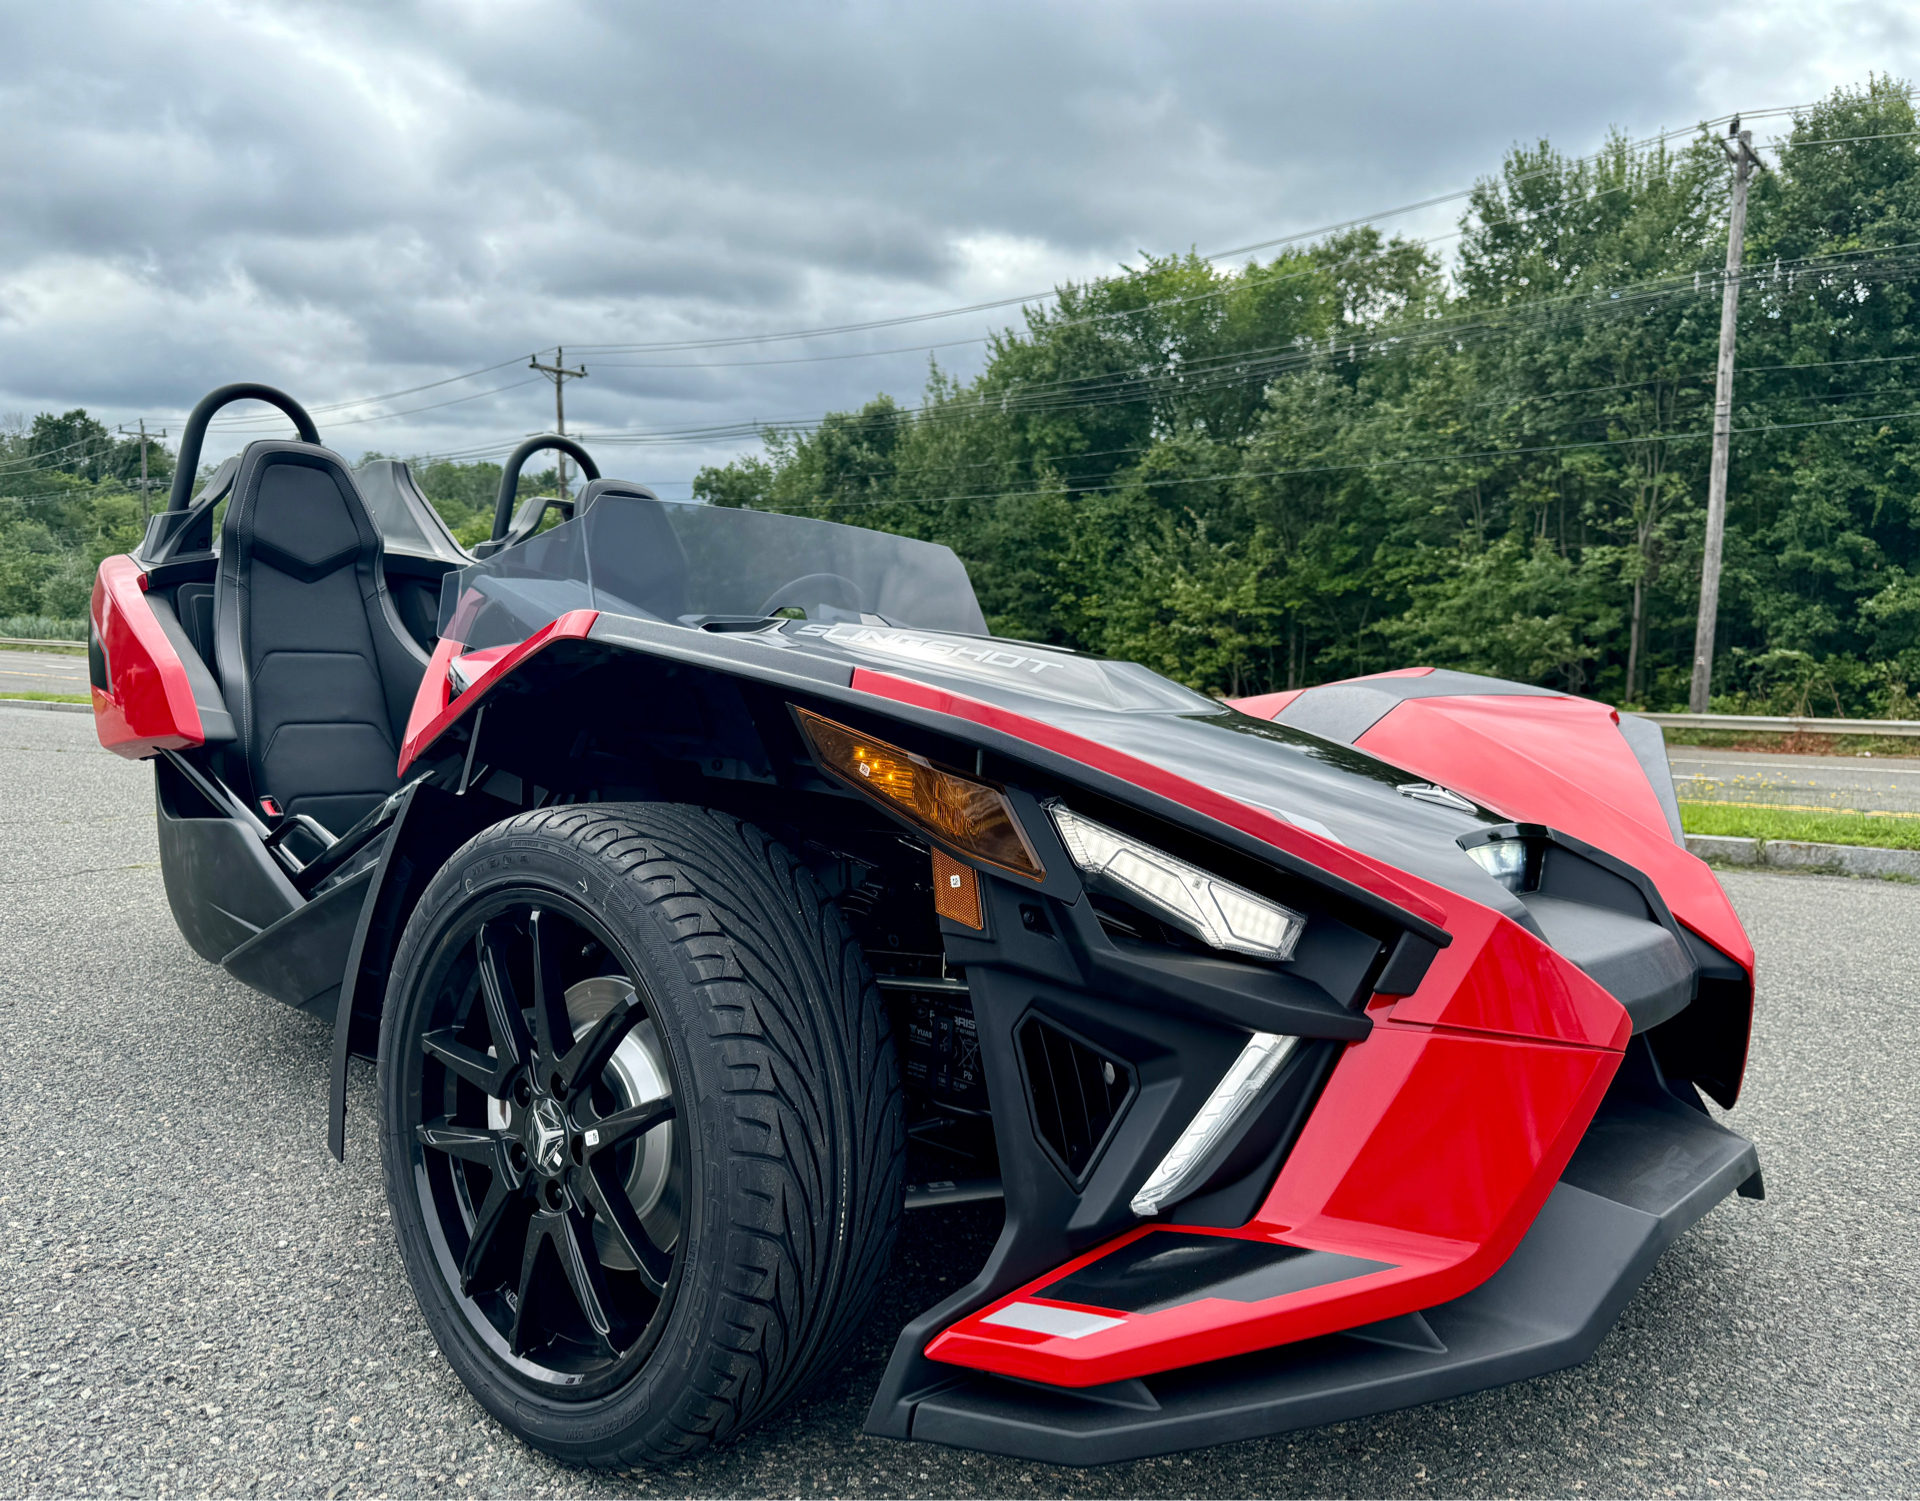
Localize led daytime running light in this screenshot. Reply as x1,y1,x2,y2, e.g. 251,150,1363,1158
795,708,1044,879
1048,804,1305,962
1131,1032,1299,1216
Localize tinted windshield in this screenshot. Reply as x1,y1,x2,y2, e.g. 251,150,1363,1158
437,493,987,651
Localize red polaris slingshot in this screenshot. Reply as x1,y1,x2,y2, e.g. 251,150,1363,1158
89,383,1761,1469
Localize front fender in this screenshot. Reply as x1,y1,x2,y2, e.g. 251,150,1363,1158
326,780,508,1159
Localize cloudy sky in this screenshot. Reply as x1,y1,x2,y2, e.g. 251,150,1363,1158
2,0,1915,492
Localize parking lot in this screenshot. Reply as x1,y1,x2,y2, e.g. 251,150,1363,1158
3,702,1917,1498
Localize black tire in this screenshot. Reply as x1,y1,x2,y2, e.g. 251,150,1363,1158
377,803,904,1467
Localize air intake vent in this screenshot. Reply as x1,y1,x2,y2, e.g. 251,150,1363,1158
1018,1015,1133,1185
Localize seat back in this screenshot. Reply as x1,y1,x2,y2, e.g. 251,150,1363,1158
214,442,428,835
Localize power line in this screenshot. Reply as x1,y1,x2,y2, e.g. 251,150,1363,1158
204,355,530,427
207,375,548,435
21,91,1892,465
753,398,1920,514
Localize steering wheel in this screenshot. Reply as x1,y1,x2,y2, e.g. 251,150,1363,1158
756,573,869,620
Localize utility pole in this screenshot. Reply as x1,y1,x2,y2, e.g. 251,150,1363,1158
1689,120,1765,713
528,347,588,498
116,419,168,523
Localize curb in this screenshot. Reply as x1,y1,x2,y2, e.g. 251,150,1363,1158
1686,832,1920,879
0,697,92,716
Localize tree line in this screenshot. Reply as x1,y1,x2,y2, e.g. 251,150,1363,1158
693,77,1920,716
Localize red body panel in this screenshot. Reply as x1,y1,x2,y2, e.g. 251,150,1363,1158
926,910,1623,1385
1351,691,1752,974
1226,688,1302,720
853,666,1632,1388
89,555,206,760
397,609,599,774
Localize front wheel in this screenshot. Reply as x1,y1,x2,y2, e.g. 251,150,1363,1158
378,804,903,1467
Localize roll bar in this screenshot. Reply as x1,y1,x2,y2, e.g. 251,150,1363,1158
489,436,602,545
167,384,320,513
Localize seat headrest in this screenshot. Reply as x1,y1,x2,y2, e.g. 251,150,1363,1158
222,442,384,580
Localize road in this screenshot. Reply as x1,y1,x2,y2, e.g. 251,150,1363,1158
2,704,1917,1498
0,647,88,700
1669,745,1920,816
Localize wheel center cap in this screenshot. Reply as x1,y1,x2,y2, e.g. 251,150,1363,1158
526,1095,569,1176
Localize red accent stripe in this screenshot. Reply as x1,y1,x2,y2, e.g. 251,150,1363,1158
397,610,599,774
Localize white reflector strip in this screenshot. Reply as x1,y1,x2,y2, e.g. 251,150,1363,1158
981,1302,1127,1339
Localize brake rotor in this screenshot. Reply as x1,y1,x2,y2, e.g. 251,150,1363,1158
564,975,680,1269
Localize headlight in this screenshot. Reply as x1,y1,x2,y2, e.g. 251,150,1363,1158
1466,838,1527,892
1048,804,1305,962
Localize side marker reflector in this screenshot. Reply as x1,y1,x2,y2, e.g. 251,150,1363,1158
932,847,983,929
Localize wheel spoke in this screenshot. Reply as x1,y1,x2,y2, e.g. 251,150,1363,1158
416,1119,500,1166
583,1097,676,1156
461,1177,522,1297
583,1159,674,1297
474,925,530,1072
527,909,576,1071
509,1215,549,1356
553,1208,623,1355
557,988,649,1098
422,1029,505,1093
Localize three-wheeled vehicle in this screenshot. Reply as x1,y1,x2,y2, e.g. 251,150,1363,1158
89,383,1761,1469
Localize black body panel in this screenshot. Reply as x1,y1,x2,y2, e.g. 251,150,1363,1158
1271,667,1560,744
1046,1234,1392,1315
325,780,515,1159
221,865,375,1016
154,756,301,963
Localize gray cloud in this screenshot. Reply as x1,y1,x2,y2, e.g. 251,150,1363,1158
0,0,1913,490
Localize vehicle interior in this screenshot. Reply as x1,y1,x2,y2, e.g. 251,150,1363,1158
132,391,596,832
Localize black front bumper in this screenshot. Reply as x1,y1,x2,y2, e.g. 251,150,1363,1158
893,1043,1760,1465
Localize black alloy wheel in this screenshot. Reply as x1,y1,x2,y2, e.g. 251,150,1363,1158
404,898,682,1396
379,805,904,1468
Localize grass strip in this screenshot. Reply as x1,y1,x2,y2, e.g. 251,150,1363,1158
0,691,92,705
1679,800,1920,850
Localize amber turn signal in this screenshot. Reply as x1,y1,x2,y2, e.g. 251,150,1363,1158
795,708,1044,880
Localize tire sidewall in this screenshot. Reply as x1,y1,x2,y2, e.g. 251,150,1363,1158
378,815,734,1461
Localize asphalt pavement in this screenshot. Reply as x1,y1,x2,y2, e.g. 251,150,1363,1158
1669,745,1920,816
0,647,88,699
3,704,1917,1498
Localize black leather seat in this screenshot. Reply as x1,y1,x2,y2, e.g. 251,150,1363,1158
214,441,429,835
